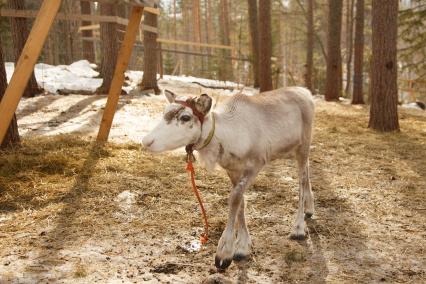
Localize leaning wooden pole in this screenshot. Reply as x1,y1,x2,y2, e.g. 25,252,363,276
0,0,62,145
97,6,144,142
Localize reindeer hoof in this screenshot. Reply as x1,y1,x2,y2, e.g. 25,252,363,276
289,233,306,241
305,212,313,219
233,253,249,262
215,255,232,271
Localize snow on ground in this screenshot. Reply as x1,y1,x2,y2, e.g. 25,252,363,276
6,60,102,94
6,60,249,96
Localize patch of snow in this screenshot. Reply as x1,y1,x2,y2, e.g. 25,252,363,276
401,102,425,111
5,62,14,83
178,239,202,253
114,191,140,221
162,74,240,88
67,60,99,78
115,190,137,207
0,215,12,224
281,176,294,182
339,97,351,104
6,61,102,94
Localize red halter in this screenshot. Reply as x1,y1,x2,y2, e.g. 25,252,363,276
174,100,205,125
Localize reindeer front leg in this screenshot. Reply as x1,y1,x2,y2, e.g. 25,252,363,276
215,168,259,270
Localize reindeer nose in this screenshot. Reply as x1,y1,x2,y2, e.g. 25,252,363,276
142,137,155,148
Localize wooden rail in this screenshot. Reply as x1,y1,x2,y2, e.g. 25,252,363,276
157,38,234,51
78,23,158,34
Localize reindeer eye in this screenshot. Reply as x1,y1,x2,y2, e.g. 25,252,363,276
180,115,191,122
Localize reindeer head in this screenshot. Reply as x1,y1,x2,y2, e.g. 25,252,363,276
142,90,213,152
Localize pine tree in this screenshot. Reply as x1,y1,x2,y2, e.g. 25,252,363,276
8,0,40,98
305,0,314,92
258,0,273,92
248,0,260,88
140,9,160,94
324,0,343,101
352,0,365,104
98,3,119,94
368,0,399,131
0,39,19,148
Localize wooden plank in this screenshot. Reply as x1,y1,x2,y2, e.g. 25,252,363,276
144,7,160,15
79,23,157,34
157,38,234,50
97,6,144,142
82,0,159,10
79,24,100,31
1,8,158,32
0,0,62,145
0,9,129,25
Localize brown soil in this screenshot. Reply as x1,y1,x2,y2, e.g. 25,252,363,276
0,98,425,283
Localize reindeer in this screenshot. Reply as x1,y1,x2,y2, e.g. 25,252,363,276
142,87,315,270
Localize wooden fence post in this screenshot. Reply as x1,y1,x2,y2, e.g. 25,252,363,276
0,0,62,145
97,6,144,142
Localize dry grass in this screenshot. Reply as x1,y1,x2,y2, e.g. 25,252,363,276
0,101,425,283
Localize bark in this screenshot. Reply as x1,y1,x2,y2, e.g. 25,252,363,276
368,0,399,131
324,0,343,101
352,0,365,104
192,0,202,45
345,0,355,95
181,0,192,74
218,0,233,81
80,1,95,62
8,0,40,98
192,0,203,72
258,0,273,92
205,0,215,44
98,3,119,93
140,10,160,93
0,40,20,149
305,0,314,92
248,0,260,88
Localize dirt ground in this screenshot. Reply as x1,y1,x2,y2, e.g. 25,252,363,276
0,86,425,283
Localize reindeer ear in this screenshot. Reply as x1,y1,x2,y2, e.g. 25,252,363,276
195,94,212,115
165,89,176,103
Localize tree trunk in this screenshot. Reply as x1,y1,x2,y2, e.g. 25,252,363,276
218,0,233,81
344,0,355,96
192,0,203,72
0,40,20,149
205,0,215,45
98,3,119,94
140,10,160,93
352,0,365,104
80,1,95,62
324,0,343,101
305,0,314,92
8,0,40,98
181,0,192,75
368,0,399,131
248,0,260,88
192,0,202,46
258,0,273,92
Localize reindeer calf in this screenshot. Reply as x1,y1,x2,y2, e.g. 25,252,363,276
142,87,315,270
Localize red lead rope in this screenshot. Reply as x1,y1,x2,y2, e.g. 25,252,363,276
186,157,209,245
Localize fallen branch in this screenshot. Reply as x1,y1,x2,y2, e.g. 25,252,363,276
191,81,235,91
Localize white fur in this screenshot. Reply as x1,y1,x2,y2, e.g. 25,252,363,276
143,87,315,269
